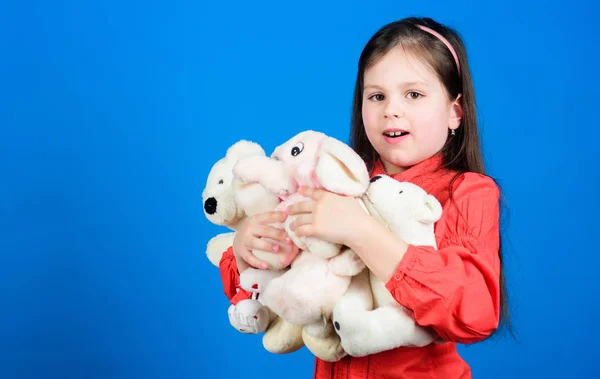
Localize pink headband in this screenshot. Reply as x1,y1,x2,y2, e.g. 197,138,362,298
417,25,461,77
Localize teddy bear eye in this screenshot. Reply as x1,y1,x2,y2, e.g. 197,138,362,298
218,179,224,184
398,190,403,194
291,142,304,157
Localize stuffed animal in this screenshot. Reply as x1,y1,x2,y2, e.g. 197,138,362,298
202,140,289,267
232,130,371,362
201,140,303,354
233,130,370,260
331,174,443,357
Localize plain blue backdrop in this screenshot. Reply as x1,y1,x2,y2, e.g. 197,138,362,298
1,0,598,378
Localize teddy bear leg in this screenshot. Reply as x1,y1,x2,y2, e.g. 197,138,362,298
334,303,435,356
239,267,285,293
329,270,375,357
262,316,304,354
302,319,346,362
227,299,271,334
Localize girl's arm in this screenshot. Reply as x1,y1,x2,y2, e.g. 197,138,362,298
346,174,501,344
287,175,501,344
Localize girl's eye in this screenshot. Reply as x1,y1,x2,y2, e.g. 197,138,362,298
407,91,422,100
368,94,385,102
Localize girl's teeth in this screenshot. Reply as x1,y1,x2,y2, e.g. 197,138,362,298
385,131,407,137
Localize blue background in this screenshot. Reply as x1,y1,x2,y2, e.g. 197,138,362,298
1,0,598,378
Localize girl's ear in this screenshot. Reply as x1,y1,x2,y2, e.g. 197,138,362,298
449,93,463,131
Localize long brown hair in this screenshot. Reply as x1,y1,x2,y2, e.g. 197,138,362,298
350,17,515,340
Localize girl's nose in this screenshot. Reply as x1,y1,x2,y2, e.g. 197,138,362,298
384,101,404,119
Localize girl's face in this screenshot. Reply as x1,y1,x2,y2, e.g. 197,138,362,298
362,45,462,174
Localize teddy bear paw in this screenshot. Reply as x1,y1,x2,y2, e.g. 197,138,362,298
227,299,270,334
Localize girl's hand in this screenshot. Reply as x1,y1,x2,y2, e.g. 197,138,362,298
232,211,296,273
286,187,367,246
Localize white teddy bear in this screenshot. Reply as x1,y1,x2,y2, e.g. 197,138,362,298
331,174,443,357
201,140,304,354
203,140,281,267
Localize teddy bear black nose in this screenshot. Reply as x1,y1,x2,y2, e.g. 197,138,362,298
370,175,382,183
204,197,217,215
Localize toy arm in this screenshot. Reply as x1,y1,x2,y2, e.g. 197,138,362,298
233,156,296,196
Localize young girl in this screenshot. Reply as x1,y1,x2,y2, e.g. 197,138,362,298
219,16,509,378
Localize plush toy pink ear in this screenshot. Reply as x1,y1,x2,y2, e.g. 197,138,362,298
417,194,443,224
314,137,370,197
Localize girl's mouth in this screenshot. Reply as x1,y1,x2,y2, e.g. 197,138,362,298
383,129,410,144
383,131,409,138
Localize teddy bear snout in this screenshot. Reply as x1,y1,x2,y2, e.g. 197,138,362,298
370,175,382,183
204,197,218,215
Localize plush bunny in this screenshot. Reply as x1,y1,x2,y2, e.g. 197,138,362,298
201,140,303,354
232,131,371,362
331,174,443,357
233,130,371,259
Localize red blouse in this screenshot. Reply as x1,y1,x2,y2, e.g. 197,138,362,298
218,154,501,379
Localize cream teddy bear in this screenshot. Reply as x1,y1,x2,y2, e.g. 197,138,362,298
232,130,371,362
201,140,303,354
330,174,443,356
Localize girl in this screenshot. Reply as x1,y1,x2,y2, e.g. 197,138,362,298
219,16,510,378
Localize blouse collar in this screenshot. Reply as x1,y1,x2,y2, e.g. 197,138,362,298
371,154,445,182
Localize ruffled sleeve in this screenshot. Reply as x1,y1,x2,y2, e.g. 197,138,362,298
385,173,501,344
219,246,252,305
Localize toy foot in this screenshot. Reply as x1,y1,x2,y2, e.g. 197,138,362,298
262,316,304,354
333,304,435,356
302,321,346,362
227,299,270,334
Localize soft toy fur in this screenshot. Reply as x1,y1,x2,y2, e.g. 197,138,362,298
232,130,371,361
331,174,443,356
201,140,304,354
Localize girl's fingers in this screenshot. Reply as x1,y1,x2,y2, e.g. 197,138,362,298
246,236,280,255
290,214,313,230
255,211,288,224
299,186,326,200
257,225,289,243
294,224,314,238
245,254,270,270
286,200,315,215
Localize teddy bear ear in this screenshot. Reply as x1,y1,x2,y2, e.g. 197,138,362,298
226,140,266,161
417,194,443,224
314,137,370,197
